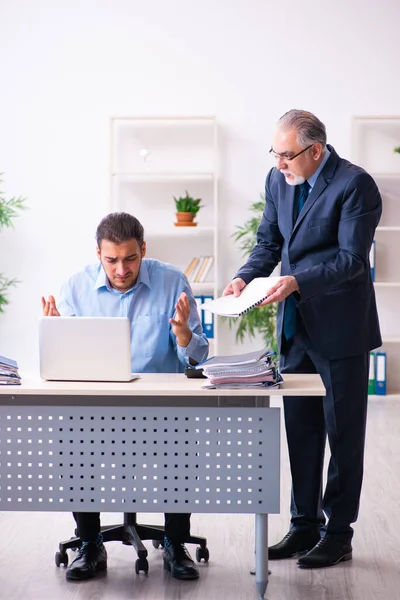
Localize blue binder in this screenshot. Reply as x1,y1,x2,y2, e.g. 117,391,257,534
375,351,386,395
369,240,376,282
201,295,214,338
368,352,375,395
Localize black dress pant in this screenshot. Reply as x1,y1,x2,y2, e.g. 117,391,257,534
73,512,191,544
280,317,369,542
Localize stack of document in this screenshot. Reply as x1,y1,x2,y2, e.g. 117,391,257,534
0,355,21,385
196,348,283,389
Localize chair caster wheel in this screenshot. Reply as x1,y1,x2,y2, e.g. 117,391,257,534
55,551,69,567
196,546,209,562
152,540,161,549
135,558,149,574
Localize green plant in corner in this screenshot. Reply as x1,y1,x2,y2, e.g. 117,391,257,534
226,194,278,351
394,146,400,154
0,175,27,313
174,190,203,214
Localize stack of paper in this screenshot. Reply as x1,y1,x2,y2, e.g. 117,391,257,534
0,355,21,385
196,348,283,389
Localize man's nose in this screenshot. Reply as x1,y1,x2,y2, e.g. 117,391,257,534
276,156,288,169
116,263,126,274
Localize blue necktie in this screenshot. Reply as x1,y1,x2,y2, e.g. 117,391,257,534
283,181,310,341
293,180,310,225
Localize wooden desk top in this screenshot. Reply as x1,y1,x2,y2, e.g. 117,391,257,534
0,372,325,397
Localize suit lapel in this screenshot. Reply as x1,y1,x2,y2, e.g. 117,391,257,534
291,146,339,235
292,176,328,233
284,183,296,238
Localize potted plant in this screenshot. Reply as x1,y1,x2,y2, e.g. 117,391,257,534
224,195,278,351
0,174,26,313
174,190,203,226
394,147,400,154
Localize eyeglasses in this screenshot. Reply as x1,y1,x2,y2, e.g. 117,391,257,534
269,143,314,162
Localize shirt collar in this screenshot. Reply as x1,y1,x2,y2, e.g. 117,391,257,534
307,147,331,189
93,259,152,292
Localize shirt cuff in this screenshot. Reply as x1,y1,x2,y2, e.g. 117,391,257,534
177,333,198,362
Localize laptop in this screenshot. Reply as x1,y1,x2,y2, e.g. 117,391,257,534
39,316,138,382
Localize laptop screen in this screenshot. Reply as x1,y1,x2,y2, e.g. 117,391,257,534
39,316,133,382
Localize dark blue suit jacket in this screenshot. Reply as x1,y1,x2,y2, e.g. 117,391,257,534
236,145,382,360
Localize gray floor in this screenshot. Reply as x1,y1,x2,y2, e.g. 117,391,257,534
0,396,399,600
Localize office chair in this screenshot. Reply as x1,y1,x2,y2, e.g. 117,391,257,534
55,512,209,574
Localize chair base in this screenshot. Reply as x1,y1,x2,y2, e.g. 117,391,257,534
55,513,209,573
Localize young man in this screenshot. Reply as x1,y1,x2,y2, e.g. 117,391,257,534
223,110,382,569
42,212,208,581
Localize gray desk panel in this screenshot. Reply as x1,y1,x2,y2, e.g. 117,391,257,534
0,394,271,408
0,405,280,514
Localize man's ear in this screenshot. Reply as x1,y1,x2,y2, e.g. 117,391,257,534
96,245,101,261
141,241,147,257
311,143,323,161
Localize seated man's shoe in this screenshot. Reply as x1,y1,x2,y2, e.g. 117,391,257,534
297,537,352,569
268,529,321,560
163,543,199,580
66,542,107,580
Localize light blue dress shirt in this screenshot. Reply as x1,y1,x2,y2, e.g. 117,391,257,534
58,258,209,373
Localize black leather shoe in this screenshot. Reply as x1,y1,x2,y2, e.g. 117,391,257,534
163,544,199,580
297,537,352,569
268,530,321,560
66,542,107,580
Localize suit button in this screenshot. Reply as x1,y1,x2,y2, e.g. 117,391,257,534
290,264,296,270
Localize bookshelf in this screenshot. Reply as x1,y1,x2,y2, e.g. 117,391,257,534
110,116,219,353
352,116,400,396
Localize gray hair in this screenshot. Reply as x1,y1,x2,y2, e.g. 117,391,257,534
278,109,327,150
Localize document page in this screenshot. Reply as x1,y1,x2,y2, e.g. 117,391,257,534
200,276,282,316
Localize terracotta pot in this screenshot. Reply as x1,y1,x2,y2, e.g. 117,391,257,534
175,211,197,226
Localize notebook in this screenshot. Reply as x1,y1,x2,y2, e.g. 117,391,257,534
39,316,139,382
199,276,282,317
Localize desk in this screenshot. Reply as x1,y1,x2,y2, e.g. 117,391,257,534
0,373,324,599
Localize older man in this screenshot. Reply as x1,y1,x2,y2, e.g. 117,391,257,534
224,109,382,569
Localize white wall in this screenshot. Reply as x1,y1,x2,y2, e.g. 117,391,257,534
1,0,400,372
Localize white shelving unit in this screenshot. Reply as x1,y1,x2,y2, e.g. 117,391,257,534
110,116,219,353
352,116,400,396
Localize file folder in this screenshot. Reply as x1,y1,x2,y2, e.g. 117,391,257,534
194,295,203,318
369,240,375,282
368,352,375,395
375,351,386,395
201,295,214,338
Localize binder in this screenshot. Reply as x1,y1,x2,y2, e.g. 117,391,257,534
194,256,209,283
375,351,387,395
198,255,214,282
194,295,203,318
189,257,204,282
368,352,375,395
201,295,214,338
369,240,376,282
184,257,199,281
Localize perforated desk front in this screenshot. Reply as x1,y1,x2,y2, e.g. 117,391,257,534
0,373,325,599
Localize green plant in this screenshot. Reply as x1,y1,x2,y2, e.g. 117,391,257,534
394,146,400,154
0,175,27,313
174,190,202,214
225,195,278,351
